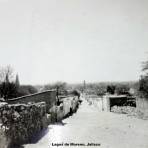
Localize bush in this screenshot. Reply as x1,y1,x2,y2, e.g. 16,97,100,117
138,60,148,99
139,76,148,98
115,84,130,95
17,85,38,97
70,90,80,98
106,85,116,94
0,82,18,100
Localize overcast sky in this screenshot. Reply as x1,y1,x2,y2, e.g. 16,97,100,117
0,0,148,84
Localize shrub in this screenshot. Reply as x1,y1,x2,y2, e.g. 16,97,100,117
106,85,116,94
139,75,148,98
115,84,130,95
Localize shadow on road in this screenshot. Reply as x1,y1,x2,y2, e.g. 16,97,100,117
54,121,67,126
29,128,49,144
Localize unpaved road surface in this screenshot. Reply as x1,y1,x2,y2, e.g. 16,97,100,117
24,99,148,148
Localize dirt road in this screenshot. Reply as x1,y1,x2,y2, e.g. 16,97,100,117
24,98,148,148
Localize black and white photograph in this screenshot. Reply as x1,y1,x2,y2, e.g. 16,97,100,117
0,0,148,148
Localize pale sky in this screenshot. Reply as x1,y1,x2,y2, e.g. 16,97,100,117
0,0,148,84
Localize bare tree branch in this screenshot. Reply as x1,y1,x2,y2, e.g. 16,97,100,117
0,65,14,83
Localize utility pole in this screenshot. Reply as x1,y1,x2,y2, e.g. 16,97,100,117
83,80,86,94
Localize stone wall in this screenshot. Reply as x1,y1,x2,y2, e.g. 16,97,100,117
57,96,79,120
8,90,56,112
136,97,148,116
0,124,9,148
49,96,80,121
109,95,136,108
0,102,48,147
101,95,136,112
85,95,110,111
0,95,80,147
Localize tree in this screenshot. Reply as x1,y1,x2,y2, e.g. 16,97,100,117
138,59,148,98
0,82,17,99
17,85,38,97
0,66,18,100
43,82,68,95
15,74,20,88
139,75,148,98
115,84,130,95
142,61,148,72
0,65,14,83
106,85,116,94
70,90,80,98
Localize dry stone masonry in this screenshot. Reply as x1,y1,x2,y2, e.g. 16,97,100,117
0,91,80,148
0,102,48,147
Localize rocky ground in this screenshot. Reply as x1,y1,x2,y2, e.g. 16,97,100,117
24,98,148,148
111,106,148,120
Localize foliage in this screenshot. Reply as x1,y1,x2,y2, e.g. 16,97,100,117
139,75,148,98
0,82,18,100
0,66,18,100
71,82,138,96
138,59,148,98
44,82,66,90
0,66,38,99
17,85,38,97
43,82,68,95
106,85,116,94
115,84,130,95
70,90,80,98
142,61,148,72
0,65,14,83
